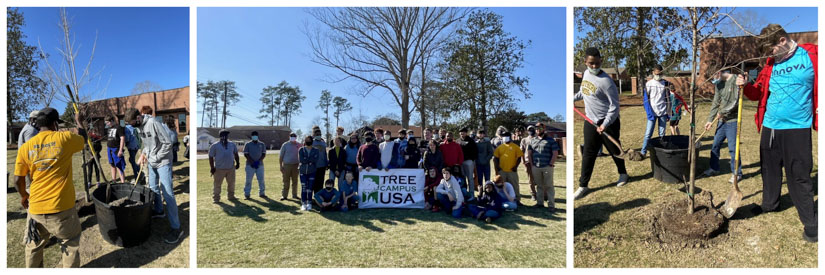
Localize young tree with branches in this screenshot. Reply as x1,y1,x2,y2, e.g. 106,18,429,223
332,96,352,130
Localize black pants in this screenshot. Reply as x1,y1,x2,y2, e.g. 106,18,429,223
313,167,327,193
760,127,817,237
85,157,101,184
579,118,627,188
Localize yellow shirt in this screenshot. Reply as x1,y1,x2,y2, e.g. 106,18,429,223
493,143,523,172
15,130,84,214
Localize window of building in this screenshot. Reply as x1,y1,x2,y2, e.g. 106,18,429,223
178,113,187,132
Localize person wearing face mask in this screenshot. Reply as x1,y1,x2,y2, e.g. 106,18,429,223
573,47,628,200
458,128,478,196
311,127,329,193
491,125,508,149
493,131,523,205
314,179,341,212
475,129,494,187
328,137,348,186
279,132,301,201
126,106,183,244
702,70,743,182
423,140,444,173
520,125,537,200
243,131,268,200
378,131,399,170
526,129,560,212
439,132,464,170
435,168,465,218
338,171,359,211
395,129,409,167
123,116,141,179
738,24,818,243
165,116,180,164
437,129,447,143
424,167,443,211
669,91,684,136
356,132,380,171
14,107,84,267
403,136,421,168
640,64,672,157
209,128,240,203
344,134,361,180
493,175,518,211
104,115,127,183
299,136,320,211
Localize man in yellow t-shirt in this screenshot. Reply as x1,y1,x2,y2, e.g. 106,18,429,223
493,131,523,204
14,107,84,268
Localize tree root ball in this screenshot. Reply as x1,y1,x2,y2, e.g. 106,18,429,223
647,191,728,248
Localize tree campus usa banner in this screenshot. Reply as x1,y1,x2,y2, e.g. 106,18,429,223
358,168,426,209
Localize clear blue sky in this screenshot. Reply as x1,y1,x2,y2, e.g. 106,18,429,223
17,7,189,113
198,7,566,132
574,7,818,53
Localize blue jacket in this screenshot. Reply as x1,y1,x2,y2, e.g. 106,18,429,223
314,188,340,204
299,147,319,175
477,191,506,213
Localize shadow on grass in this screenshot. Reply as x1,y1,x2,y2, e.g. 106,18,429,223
216,200,267,222
574,198,651,236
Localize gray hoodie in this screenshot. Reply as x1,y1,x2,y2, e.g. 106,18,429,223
140,115,173,168
574,69,620,128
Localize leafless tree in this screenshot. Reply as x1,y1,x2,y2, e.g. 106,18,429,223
131,80,162,95
306,7,466,128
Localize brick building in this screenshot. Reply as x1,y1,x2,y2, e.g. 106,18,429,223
83,86,190,134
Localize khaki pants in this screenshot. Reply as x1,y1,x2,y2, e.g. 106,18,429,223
500,171,520,203
531,166,555,209
281,163,299,198
25,207,81,268
213,168,236,202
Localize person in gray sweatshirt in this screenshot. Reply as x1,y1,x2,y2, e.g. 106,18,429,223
640,64,672,155
125,106,182,244
573,47,628,200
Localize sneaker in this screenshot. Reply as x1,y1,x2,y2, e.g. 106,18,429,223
484,217,493,223
260,194,269,199
703,169,719,177
152,211,166,219
244,195,251,200
163,229,184,244
292,195,299,200
574,187,590,200
531,194,537,201
300,204,307,211
280,196,287,201
729,174,742,184
306,204,312,211
548,207,557,213
803,232,818,243
616,174,629,187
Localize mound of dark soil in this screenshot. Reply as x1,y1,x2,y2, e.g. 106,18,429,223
646,191,729,250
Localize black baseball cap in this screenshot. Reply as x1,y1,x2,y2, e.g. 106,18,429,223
219,129,230,135
36,107,64,126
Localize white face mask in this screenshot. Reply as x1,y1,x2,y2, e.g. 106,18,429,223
251,136,259,141
384,135,391,141
408,134,413,139
503,137,512,143
289,137,297,142
588,68,601,75
653,74,662,81
432,134,439,140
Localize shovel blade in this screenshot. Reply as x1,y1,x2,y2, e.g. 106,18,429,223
721,190,743,218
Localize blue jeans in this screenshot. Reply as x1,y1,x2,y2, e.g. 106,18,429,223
148,163,180,230
476,162,491,184
640,116,668,155
340,194,359,211
328,170,345,186
436,193,464,218
502,201,518,211
128,148,139,176
299,173,315,204
710,120,743,176
468,205,501,221
244,164,265,197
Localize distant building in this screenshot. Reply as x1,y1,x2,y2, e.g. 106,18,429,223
197,126,292,151
83,86,190,134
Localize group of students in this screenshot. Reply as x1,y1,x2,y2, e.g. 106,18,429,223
209,123,560,221
574,23,817,242
13,106,185,268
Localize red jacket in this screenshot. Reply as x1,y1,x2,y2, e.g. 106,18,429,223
743,43,818,132
439,141,464,167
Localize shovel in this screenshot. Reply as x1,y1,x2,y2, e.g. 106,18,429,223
721,85,745,218
574,108,641,160
66,85,111,202
126,163,145,201
690,115,720,162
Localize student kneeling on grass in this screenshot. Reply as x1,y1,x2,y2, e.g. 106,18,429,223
468,182,507,223
314,179,341,212
436,168,465,218
493,175,518,211
339,171,359,211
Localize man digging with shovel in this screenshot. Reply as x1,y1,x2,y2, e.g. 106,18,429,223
738,24,818,243
573,47,629,200
14,108,85,267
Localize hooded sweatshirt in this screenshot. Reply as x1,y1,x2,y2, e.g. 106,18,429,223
645,78,671,117
379,139,398,168
475,137,494,165
574,69,620,128
140,114,173,168
435,175,464,206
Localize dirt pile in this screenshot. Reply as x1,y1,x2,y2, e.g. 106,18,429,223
646,191,728,250
108,197,144,207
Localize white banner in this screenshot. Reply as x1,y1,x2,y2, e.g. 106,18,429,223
358,168,426,209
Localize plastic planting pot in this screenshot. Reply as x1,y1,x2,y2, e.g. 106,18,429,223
649,135,698,184
92,183,154,247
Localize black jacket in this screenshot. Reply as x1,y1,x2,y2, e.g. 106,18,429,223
327,146,347,173
460,136,478,161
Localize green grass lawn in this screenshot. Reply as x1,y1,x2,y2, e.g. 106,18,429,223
573,100,818,268
6,140,190,267
197,152,566,267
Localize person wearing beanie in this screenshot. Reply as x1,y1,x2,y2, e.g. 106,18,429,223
573,47,628,200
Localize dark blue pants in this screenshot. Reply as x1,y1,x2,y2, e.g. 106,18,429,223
299,173,315,204
436,193,464,218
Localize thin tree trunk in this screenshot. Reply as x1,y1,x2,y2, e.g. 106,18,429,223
688,9,698,214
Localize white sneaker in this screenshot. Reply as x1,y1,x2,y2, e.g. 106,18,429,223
306,204,313,211
300,204,307,211
574,187,590,200
729,174,742,184
703,169,719,177
616,174,629,187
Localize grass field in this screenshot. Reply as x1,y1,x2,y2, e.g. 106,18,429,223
197,150,566,268
573,98,818,268
6,140,190,268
